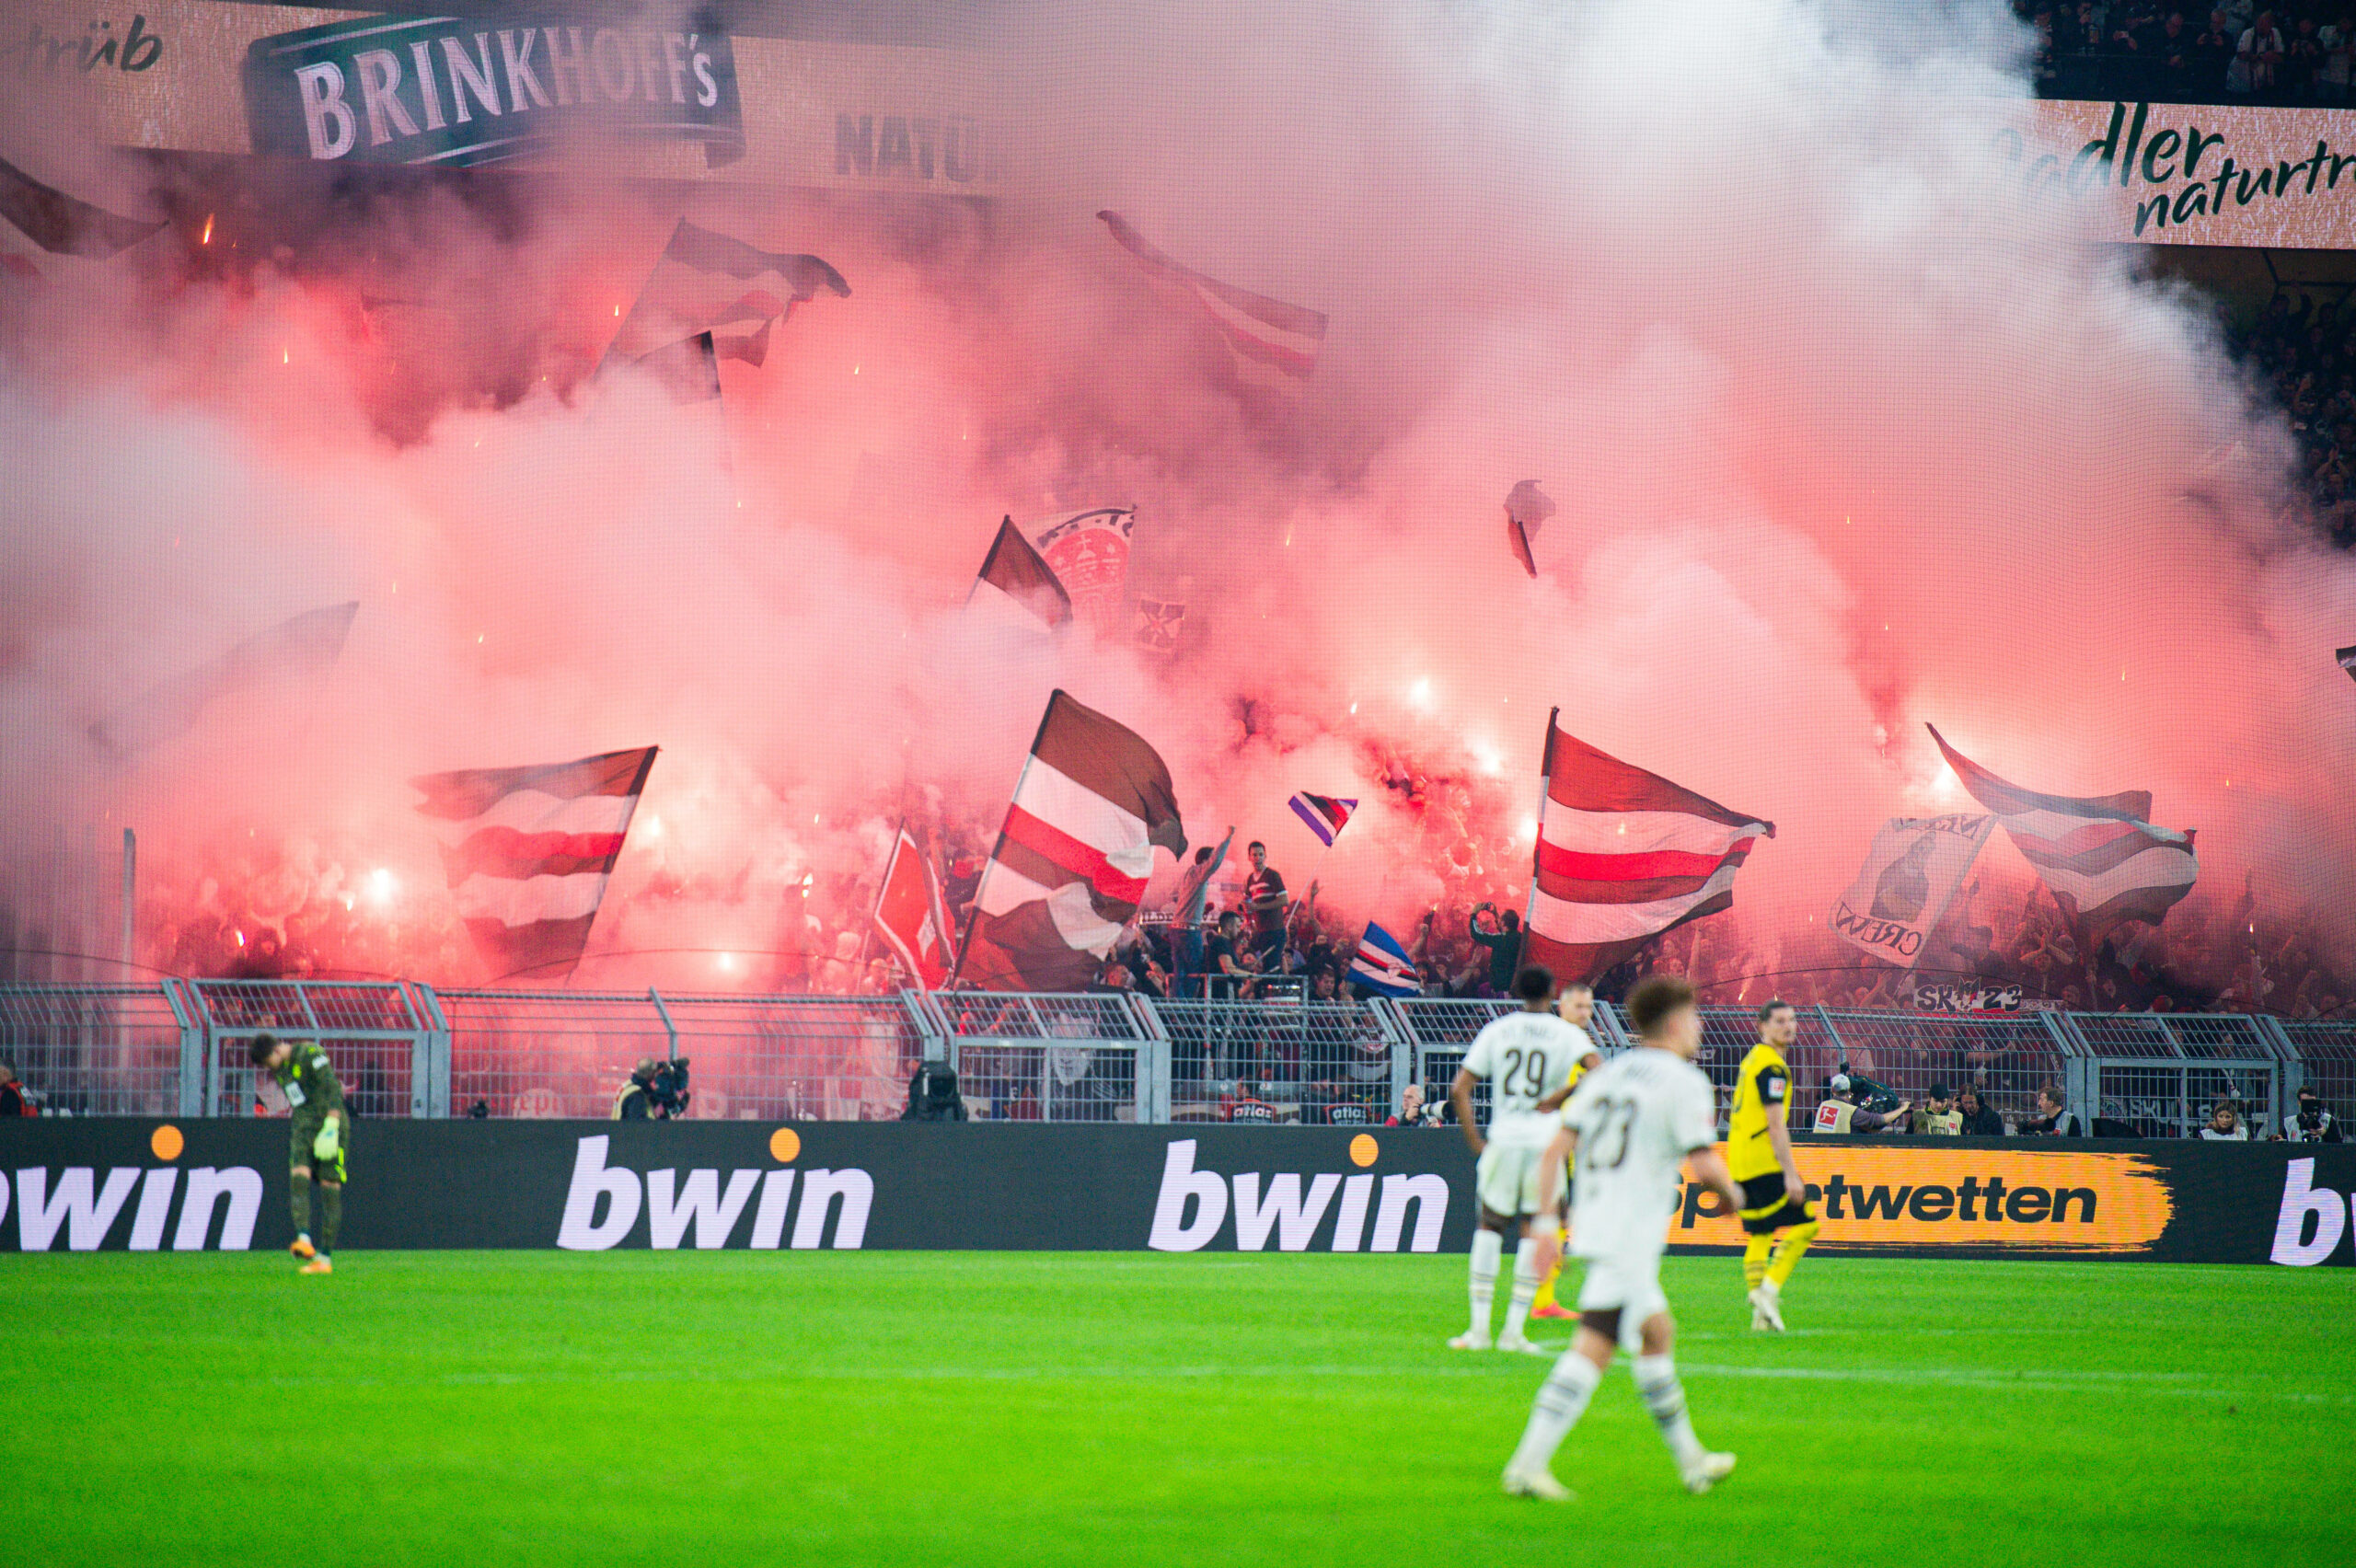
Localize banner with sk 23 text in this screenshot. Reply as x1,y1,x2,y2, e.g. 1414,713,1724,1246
0,1122,2350,1263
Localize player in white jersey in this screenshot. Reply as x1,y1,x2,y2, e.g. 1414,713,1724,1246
1445,964,1586,1354
1501,974,1745,1501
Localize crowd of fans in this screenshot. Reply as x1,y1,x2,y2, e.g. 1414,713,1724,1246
2235,290,2356,549
2024,4,2356,105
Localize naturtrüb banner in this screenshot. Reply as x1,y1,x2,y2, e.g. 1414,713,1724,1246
3,1122,2350,1264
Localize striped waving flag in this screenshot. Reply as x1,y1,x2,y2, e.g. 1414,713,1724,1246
1098,211,1326,385
1287,791,1357,847
602,220,849,395
412,747,657,982
1349,921,1421,997
970,516,1073,629
1522,712,1774,984
955,692,1185,991
1927,726,2196,940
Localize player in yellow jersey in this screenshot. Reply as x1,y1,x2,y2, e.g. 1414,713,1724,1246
1727,999,1820,1331
1529,982,1604,1321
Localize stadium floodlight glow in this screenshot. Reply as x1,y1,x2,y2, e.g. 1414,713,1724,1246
717,951,736,972
366,867,397,905
1408,677,1433,711
1517,813,1537,841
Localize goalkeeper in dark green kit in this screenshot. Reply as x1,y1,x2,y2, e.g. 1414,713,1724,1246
249,1032,346,1274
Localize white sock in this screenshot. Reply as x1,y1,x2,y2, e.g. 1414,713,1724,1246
1467,1229,1503,1336
1500,1239,1541,1340
1508,1350,1601,1475
1633,1353,1703,1466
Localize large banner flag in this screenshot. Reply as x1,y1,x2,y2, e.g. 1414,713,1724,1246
1288,791,1358,847
956,691,1185,990
971,517,1073,629
872,827,955,989
1504,480,1554,579
1098,211,1327,387
1522,711,1775,983
89,601,358,758
1349,921,1421,997
1828,814,1997,969
603,219,849,388
1030,507,1136,630
1928,726,2197,940
411,746,657,981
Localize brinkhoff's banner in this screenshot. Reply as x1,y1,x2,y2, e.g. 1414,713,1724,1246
2,1123,2351,1263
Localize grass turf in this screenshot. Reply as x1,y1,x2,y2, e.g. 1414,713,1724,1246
1,1251,2348,1567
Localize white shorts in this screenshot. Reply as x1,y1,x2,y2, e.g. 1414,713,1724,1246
1573,1251,1669,1328
1475,1139,1555,1216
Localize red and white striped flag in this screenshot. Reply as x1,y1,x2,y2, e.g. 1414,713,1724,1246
955,691,1185,990
872,827,956,990
1098,211,1326,386
603,219,849,378
1522,712,1775,984
411,746,658,982
1927,726,2197,941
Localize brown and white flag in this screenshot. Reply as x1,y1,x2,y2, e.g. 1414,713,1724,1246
956,692,1185,990
971,517,1073,629
412,746,657,981
1928,725,2195,942
1522,711,1774,984
1098,211,1326,390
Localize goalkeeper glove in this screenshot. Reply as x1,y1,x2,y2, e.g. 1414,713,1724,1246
312,1120,341,1160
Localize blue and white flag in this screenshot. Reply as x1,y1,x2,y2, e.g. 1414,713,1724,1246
1349,921,1421,997
1287,791,1357,847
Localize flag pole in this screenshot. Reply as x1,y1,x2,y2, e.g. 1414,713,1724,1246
948,689,1063,987
1520,708,1558,944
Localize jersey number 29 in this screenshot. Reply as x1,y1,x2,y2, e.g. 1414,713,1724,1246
1497,1048,1551,1099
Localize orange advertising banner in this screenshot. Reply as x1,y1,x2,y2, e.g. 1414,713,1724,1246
1673,1145,2175,1255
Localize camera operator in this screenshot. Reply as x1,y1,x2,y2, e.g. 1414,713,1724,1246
612,1055,691,1120
2277,1087,2342,1143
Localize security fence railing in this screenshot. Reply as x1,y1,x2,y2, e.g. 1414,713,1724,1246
1154,997,1406,1125
921,990,1156,1124
0,978,2344,1136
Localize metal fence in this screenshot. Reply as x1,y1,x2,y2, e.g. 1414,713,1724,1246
0,978,2343,1136
184,979,435,1122
1154,997,1404,1125
2276,1019,2356,1139
0,984,192,1116
2056,1010,2289,1140
925,990,1153,1123
437,988,930,1123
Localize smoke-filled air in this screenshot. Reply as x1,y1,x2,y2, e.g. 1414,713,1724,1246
5,0,2353,1011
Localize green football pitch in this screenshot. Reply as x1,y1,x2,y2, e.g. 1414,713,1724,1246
2,1252,2348,1567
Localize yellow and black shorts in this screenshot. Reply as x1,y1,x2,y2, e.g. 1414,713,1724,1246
1738,1172,1811,1235
290,1113,348,1184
